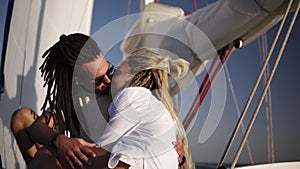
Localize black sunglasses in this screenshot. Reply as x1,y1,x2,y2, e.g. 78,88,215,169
94,62,117,86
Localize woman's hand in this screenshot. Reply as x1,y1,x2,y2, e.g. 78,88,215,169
173,134,184,164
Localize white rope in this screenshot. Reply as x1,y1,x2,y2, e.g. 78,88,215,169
218,0,295,167
224,65,254,165
262,33,275,163
231,1,299,168
258,33,275,163
264,33,275,163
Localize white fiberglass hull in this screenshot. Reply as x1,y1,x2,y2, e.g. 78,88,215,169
236,161,300,169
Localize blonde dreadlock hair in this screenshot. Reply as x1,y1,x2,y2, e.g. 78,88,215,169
125,48,195,169
40,33,101,137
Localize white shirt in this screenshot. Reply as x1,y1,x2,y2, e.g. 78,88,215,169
96,87,178,169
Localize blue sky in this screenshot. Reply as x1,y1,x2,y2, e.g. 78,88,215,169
90,0,300,165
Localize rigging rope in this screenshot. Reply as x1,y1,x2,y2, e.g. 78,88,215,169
183,0,200,15
183,45,231,129
194,0,198,11
263,33,275,163
231,1,299,168
217,0,295,167
258,33,275,163
224,65,254,165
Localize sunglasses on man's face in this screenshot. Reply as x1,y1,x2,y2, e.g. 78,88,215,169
94,62,117,86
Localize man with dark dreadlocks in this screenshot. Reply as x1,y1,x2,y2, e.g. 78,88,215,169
10,33,185,169
10,33,115,168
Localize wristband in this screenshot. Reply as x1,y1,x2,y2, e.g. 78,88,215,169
178,156,186,166
50,133,62,149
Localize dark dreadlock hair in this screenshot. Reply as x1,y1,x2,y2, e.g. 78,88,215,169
40,33,101,137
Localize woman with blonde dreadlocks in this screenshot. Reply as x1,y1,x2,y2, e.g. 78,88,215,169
93,48,194,169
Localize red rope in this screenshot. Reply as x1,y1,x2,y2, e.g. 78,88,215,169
194,0,198,11
183,46,230,129
184,0,198,15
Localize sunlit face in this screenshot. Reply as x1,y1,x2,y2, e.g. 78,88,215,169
78,52,113,94
111,61,133,97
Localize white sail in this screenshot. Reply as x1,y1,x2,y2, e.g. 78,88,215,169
0,1,94,168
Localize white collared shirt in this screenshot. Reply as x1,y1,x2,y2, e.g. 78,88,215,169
97,87,178,169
